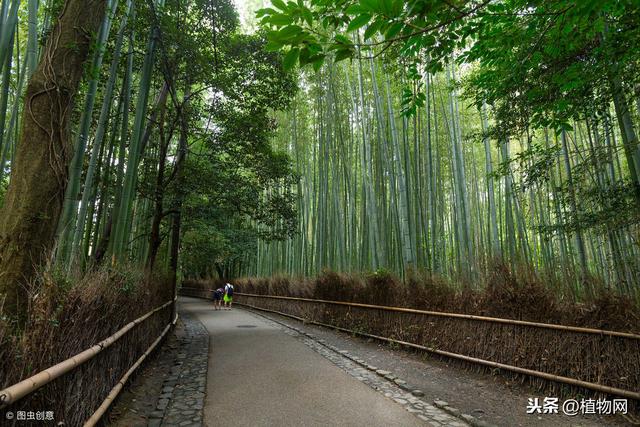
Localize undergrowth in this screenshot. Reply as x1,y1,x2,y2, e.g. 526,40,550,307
185,261,639,333
184,263,639,413
0,265,174,425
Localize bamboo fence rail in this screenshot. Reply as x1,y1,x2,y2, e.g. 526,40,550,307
239,300,640,401
179,288,640,401
0,297,177,414
83,312,179,426
180,288,640,339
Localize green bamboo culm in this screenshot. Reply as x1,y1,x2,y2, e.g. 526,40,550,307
56,0,120,266
0,30,13,178
69,0,134,270
26,0,38,77
110,22,160,262
0,0,19,69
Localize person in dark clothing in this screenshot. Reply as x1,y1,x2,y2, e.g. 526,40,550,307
213,287,224,310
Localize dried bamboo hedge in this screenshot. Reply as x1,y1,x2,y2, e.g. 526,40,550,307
183,268,640,413
0,269,175,426
233,293,639,401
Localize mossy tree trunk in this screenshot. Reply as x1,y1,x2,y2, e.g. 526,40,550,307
0,0,107,321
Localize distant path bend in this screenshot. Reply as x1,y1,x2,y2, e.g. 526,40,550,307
180,297,424,427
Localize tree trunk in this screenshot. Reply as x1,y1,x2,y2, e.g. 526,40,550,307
56,0,118,264
169,89,190,296
93,215,113,265
0,0,107,321
147,111,170,270
481,104,500,258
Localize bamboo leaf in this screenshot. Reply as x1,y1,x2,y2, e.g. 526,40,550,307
283,48,300,70
363,20,382,40
312,55,325,71
347,13,371,32
334,48,352,62
271,0,289,12
384,21,403,39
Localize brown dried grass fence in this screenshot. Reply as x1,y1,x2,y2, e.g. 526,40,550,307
0,269,177,426
179,285,639,408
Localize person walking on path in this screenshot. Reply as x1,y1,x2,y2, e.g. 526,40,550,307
223,282,234,310
213,287,224,310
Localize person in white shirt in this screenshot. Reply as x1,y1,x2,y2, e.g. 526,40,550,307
223,282,234,310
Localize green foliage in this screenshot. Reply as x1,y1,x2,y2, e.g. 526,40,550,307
462,0,640,137
0,178,6,206
87,0,299,275
49,266,74,294
172,28,299,278
242,0,640,294
1,0,639,301
256,0,640,131
490,141,561,192
113,266,144,294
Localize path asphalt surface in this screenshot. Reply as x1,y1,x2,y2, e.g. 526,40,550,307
181,297,423,427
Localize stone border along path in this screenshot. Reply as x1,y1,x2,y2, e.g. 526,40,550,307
149,311,209,427
243,308,494,427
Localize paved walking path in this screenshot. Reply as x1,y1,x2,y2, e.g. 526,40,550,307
181,297,434,427
110,307,209,427
159,310,208,426
113,297,623,426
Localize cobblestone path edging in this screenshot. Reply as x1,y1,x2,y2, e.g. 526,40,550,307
149,311,209,427
244,307,496,427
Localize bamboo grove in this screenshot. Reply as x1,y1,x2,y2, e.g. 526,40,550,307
0,0,297,321
1,0,639,321
249,0,640,298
